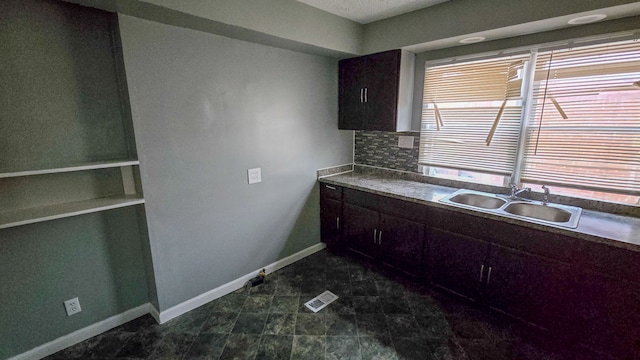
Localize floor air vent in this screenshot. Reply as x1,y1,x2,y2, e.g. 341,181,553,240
304,290,338,313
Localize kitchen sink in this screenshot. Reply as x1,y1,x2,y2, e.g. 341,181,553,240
440,189,582,228
448,192,507,209
504,202,571,222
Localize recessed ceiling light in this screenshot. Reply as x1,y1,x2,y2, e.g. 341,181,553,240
459,36,486,44
567,14,607,25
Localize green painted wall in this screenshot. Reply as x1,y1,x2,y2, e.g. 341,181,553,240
0,207,149,359
62,0,363,57
0,1,152,358
0,0,131,172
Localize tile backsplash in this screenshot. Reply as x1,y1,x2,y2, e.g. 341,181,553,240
354,130,420,173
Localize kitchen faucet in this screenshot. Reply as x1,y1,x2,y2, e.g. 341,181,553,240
510,183,531,199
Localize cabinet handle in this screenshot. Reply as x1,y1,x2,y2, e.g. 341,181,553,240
378,230,382,244
336,217,340,230
325,185,336,190
486,267,492,285
373,229,377,244
479,264,485,282
360,88,364,103
364,87,368,103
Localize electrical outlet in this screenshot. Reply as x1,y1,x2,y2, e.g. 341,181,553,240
64,297,81,316
247,168,262,184
398,136,414,149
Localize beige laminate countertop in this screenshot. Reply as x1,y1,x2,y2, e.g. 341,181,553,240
319,171,640,253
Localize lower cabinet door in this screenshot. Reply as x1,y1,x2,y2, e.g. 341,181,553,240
429,227,489,301
343,203,379,261
320,197,342,251
571,270,640,359
484,244,571,331
379,213,425,278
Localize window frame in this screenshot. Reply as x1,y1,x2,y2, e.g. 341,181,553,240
419,33,640,205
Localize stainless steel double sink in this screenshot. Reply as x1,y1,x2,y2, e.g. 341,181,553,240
440,189,582,228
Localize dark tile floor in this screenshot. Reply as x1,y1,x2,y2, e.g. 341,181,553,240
46,249,602,360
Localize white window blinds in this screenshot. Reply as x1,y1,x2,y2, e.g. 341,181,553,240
419,55,530,175
522,40,640,194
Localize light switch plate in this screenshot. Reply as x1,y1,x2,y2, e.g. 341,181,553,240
398,136,414,149
248,168,262,184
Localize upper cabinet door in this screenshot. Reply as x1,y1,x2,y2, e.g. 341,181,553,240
363,50,401,131
339,56,367,130
338,49,414,132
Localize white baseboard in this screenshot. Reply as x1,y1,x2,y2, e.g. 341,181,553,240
9,303,152,360
148,303,161,324
157,242,327,324
10,243,326,359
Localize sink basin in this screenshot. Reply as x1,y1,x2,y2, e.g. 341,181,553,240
504,202,571,222
448,193,507,209
502,201,582,228
440,189,582,228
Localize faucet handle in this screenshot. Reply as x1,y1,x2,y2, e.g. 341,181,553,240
541,185,550,204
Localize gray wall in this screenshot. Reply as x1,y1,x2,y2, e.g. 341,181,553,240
363,0,640,53
118,15,353,310
139,0,362,54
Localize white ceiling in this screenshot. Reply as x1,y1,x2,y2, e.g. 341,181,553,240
296,0,449,24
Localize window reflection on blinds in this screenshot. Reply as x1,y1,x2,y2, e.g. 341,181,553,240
419,55,529,175
522,40,640,195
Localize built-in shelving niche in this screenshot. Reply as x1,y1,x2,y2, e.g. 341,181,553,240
1,3,154,357
0,0,144,230
0,161,144,229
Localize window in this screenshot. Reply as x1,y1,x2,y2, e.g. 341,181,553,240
419,38,640,204
420,55,529,186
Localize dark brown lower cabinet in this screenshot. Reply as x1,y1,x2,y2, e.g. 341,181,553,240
379,213,425,278
429,228,572,331
319,184,343,251
572,270,640,359
320,197,342,250
343,203,379,261
319,183,639,359
429,227,489,301
485,244,571,331
342,202,425,278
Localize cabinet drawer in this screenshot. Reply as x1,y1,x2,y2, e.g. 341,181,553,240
428,206,485,239
320,183,342,200
377,195,430,224
344,188,377,208
430,206,573,262
484,219,574,262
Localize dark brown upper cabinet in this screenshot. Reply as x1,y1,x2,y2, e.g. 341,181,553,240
338,49,415,131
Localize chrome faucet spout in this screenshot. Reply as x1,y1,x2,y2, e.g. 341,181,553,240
509,183,531,199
